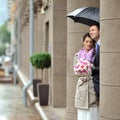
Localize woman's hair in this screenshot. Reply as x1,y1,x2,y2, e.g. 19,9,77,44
83,33,91,42
83,33,96,47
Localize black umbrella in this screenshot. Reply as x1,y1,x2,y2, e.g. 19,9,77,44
67,7,99,26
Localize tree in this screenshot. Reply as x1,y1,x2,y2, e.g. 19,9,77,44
30,52,51,82
2,31,11,43
0,22,11,56
0,44,6,56
0,23,11,44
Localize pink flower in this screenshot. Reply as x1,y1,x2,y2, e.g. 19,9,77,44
74,59,93,77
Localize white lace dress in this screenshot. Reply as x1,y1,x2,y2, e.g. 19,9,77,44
77,106,98,120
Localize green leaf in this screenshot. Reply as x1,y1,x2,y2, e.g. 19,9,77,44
30,52,51,69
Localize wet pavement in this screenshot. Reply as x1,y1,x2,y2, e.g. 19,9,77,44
0,83,40,120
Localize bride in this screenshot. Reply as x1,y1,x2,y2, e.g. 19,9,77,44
74,33,98,120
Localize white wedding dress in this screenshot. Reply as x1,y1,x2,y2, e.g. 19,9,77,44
77,106,98,120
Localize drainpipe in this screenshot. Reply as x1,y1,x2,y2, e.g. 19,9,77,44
23,0,34,106
17,6,21,71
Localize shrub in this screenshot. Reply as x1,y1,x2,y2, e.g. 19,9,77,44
30,52,51,81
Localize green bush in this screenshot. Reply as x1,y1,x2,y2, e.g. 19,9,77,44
30,52,51,81
30,52,51,69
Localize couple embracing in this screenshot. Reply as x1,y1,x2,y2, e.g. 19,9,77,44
74,24,100,120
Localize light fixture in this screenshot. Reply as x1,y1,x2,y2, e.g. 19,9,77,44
40,6,45,15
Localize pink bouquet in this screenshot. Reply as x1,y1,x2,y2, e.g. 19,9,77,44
74,59,93,77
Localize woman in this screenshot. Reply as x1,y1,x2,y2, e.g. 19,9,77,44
74,33,98,120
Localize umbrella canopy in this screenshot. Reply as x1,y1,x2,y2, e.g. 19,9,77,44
67,7,99,26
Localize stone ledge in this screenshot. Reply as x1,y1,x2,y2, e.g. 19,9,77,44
35,103,49,120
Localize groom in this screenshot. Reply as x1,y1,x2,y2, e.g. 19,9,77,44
89,24,100,101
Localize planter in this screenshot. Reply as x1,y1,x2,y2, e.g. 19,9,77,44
30,52,51,103
33,79,41,97
37,83,49,106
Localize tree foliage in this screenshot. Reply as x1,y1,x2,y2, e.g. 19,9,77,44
30,52,51,81
30,52,51,69
0,23,11,55
0,44,6,56
0,23,11,44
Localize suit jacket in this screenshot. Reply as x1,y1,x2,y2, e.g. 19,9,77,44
92,44,100,101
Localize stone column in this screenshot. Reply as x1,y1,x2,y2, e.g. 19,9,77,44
100,0,120,119
66,0,99,119
20,26,29,76
34,14,43,52
52,0,67,107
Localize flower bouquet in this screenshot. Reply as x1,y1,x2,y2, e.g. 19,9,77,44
74,59,93,77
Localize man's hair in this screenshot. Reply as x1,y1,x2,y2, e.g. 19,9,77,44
91,23,100,31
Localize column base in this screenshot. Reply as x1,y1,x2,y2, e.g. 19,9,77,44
65,106,77,120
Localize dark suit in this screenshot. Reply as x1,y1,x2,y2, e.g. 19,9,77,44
92,43,100,101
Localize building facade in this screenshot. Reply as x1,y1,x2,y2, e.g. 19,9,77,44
9,0,120,120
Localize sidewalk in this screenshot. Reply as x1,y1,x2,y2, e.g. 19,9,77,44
35,103,66,120
0,84,40,120
16,67,66,120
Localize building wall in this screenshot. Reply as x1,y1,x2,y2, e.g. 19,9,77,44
34,14,43,53
20,26,29,77
43,0,67,107
100,0,120,119
19,1,44,80
18,0,30,79
18,0,67,107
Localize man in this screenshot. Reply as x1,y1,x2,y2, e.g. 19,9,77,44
89,24,100,101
